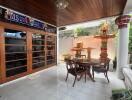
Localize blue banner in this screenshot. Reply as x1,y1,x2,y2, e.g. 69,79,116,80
0,7,56,33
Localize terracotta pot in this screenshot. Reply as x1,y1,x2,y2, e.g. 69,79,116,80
101,48,107,51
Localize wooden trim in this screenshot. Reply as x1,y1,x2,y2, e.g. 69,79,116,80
0,21,57,84
0,26,6,83
0,21,56,36
32,63,56,73
32,33,46,72
6,63,56,83
32,67,46,73
46,63,57,68
27,31,33,74
6,72,28,82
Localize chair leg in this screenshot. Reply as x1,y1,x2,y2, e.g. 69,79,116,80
65,73,69,81
73,76,77,87
92,70,95,82
105,72,110,83
92,70,94,79
85,73,86,83
104,73,106,77
77,74,82,81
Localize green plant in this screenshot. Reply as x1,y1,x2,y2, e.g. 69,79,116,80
98,20,118,34
107,19,118,34
63,54,72,61
59,18,118,38
74,27,91,36
112,89,132,100
129,22,132,53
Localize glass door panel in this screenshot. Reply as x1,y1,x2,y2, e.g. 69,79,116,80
4,29,27,77
46,35,56,65
32,33,45,69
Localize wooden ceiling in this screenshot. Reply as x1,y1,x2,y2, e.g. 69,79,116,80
0,0,127,26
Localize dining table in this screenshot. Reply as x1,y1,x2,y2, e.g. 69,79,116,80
72,58,100,82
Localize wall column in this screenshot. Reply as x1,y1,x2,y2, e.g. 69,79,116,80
57,27,59,65
115,15,131,79
0,26,6,83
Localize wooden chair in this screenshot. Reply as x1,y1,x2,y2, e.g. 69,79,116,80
79,55,86,59
65,59,87,87
92,58,110,83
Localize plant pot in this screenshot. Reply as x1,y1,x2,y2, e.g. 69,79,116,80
101,48,107,51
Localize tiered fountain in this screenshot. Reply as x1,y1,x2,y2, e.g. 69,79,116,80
71,42,84,58
94,22,115,62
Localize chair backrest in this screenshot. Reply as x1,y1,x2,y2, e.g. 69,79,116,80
80,55,86,59
65,59,82,74
98,58,110,70
65,59,74,70
72,60,85,74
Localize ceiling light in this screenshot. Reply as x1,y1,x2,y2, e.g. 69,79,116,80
55,0,69,9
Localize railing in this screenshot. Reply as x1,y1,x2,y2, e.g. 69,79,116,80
123,68,132,90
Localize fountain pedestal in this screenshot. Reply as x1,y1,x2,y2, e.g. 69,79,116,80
94,23,115,62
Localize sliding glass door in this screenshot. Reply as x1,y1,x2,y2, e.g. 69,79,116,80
32,33,45,69
4,29,28,77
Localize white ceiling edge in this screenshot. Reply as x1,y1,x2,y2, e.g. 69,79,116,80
124,0,132,14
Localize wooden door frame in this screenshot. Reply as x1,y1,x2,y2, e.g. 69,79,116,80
0,26,6,83
31,32,46,73
27,31,32,74
0,21,57,83
45,34,57,67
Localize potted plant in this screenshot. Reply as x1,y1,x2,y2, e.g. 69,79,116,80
63,54,72,61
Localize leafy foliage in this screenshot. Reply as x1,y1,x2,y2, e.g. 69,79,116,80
59,18,118,38
129,21,132,53
75,27,91,36
59,32,74,38
98,19,118,34
107,19,118,34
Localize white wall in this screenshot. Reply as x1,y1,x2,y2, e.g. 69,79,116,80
59,37,73,61
59,36,116,61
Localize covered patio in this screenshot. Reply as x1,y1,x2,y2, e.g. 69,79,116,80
0,0,132,100
0,64,125,100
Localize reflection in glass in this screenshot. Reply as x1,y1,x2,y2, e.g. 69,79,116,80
32,62,45,69
33,52,45,57
4,28,27,77
32,40,45,45
32,46,44,51
33,57,45,63
46,35,56,65
6,53,27,61
32,33,45,69
6,67,27,77
47,60,55,65
5,46,26,52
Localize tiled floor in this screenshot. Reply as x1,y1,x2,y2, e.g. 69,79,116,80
0,63,125,100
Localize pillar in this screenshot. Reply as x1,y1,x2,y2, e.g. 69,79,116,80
57,27,59,65
115,15,131,79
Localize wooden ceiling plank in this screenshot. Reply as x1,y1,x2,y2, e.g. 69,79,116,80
0,0,127,26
